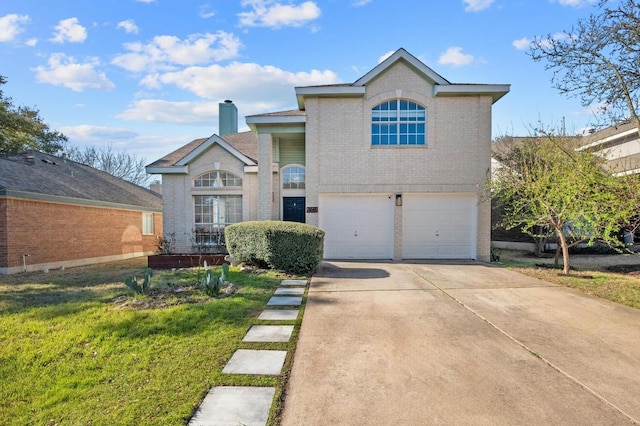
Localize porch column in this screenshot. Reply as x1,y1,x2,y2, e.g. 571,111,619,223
258,133,273,220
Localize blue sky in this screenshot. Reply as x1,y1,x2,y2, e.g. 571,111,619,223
0,0,603,165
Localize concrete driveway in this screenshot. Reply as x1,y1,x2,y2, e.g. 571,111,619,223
281,261,640,425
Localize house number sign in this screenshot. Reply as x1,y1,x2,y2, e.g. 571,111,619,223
306,206,318,213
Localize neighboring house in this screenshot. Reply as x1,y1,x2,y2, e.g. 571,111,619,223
147,48,509,262
0,150,163,274
578,120,640,175
490,122,640,249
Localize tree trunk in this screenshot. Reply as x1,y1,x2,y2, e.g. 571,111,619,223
556,230,571,274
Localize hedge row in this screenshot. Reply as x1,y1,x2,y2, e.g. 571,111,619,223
225,221,324,275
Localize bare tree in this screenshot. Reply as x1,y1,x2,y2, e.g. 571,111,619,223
529,0,640,131
65,145,151,187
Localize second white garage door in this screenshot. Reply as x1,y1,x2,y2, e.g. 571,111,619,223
402,194,477,259
319,195,394,259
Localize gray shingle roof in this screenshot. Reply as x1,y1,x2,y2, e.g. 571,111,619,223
0,150,162,210
147,131,259,169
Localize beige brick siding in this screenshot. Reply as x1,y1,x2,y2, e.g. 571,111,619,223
305,61,492,261
161,144,259,253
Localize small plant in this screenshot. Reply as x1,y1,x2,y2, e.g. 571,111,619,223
124,268,153,295
220,263,229,283
197,261,224,297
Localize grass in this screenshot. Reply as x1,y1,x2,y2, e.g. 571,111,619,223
0,258,305,425
499,251,640,309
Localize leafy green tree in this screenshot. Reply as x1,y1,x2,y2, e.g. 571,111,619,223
529,0,640,131
489,133,633,274
0,75,67,155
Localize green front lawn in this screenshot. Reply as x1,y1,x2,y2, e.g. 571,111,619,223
0,259,302,425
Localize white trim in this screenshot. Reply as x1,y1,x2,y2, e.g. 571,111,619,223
577,128,638,151
355,48,450,86
433,84,510,104
245,115,307,125
177,135,257,166
295,86,365,109
146,165,188,174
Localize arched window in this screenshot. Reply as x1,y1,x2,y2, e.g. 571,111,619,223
371,100,426,146
194,171,242,188
283,166,305,189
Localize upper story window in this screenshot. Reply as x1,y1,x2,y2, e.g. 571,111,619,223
194,171,242,188
283,166,305,189
371,100,426,146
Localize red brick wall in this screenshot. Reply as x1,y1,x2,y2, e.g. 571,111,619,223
1,196,163,269
0,199,7,268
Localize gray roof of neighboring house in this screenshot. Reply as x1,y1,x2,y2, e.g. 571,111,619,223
147,131,259,170
0,150,162,210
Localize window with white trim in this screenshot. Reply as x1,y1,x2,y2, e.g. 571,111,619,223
371,100,426,146
142,213,154,235
194,171,242,188
283,166,305,189
194,195,242,246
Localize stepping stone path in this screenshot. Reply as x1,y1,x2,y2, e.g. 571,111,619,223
188,278,307,425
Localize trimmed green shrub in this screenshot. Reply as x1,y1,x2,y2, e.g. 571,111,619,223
225,221,324,275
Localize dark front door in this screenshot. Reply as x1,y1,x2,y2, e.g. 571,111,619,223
283,197,306,223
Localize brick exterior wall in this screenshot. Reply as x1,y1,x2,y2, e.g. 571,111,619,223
161,144,259,253
158,59,497,262
0,196,162,274
304,61,493,261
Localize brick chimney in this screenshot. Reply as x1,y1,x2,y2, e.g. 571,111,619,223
219,100,238,136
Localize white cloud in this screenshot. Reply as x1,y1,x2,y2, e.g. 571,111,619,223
557,0,597,7
118,100,222,124
25,38,38,47
121,61,339,126
239,0,321,28
0,14,29,42
199,5,216,18
34,53,115,91
141,61,340,104
117,19,139,34
136,0,156,3
512,37,531,50
438,47,474,67
378,50,395,64
352,0,372,6
50,17,87,43
112,31,242,73
463,0,494,12
60,124,139,141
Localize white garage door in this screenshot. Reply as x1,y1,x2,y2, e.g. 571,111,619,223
403,194,477,259
319,195,394,259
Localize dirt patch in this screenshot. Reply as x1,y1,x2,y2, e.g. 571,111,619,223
112,283,237,310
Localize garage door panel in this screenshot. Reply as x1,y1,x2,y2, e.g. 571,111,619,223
403,194,476,259
320,195,393,260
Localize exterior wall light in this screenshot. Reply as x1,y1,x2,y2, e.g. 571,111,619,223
395,193,402,206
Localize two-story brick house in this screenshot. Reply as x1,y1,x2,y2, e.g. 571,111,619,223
147,48,509,261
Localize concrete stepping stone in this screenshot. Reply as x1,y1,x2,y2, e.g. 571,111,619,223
280,279,307,286
222,349,287,375
275,287,305,296
188,386,275,426
243,325,294,342
258,309,299,321
267,296,302,306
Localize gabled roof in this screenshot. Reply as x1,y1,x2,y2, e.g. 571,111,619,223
146,131,258,174
0,150,162,210
295,47,510,109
